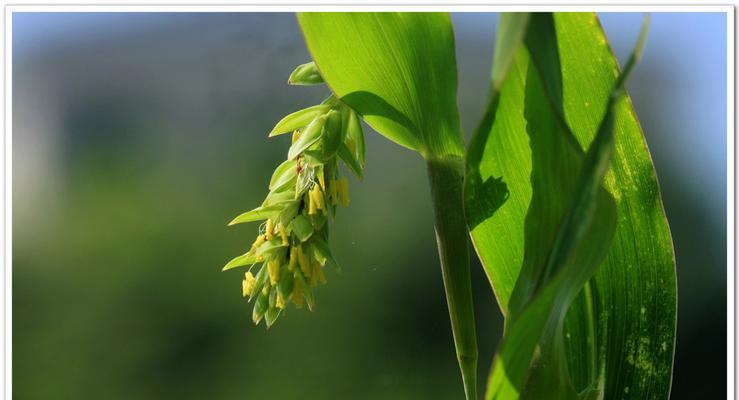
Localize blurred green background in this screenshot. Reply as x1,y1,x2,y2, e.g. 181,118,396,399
12,12,726,399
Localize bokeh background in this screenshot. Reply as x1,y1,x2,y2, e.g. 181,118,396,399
12,12,726,399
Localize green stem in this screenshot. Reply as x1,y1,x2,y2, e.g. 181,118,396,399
426,157,478,400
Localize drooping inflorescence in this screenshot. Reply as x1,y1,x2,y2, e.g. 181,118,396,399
223,62,366,328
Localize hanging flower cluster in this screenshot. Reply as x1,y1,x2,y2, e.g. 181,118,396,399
223,62,366,328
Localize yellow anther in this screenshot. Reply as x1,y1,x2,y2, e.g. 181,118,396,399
292,130,301,144
268,259,280,285
307,191,317,215
265,219,274,241
262,284,270,296
311,186,325,211
288,246,297,271
242,271,256,297
308,188,317,212
328,179,337,205
310,261,324,286
338,178,350,206
317,188,326,210
309,262,317,286
276,292,286,309
316,264,327,285
251,234,266,252
318,172,326,189
278,222,289,245
291,281,304,308
297,245,311,277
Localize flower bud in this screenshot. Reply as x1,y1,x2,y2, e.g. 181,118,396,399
226,77,366,327
287,61,324,86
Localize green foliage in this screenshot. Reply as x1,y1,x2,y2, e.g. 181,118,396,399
466,13,676,399
298,12,464,159
226,11,677,400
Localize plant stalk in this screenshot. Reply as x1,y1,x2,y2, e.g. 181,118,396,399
426,157,478,400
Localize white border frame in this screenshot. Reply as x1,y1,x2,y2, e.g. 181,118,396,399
0,3,734,399
726,7,735,400
1,4,735,11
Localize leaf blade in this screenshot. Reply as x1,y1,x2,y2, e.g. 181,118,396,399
228,205,283,226
297,12,464,158
222,252,257,271
467,12,676,400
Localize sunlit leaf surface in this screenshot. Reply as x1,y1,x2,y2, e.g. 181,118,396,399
298,12,464,159
466,13,676,400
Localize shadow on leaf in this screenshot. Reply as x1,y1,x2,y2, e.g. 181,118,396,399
339,90,419,148
465,93,510,230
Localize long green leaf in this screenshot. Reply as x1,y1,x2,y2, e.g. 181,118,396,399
486,35,618,400
298,12,464,159
490,13,531,91
466,12,676,399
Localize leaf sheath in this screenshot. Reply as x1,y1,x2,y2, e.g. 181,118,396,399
428,157,478,400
